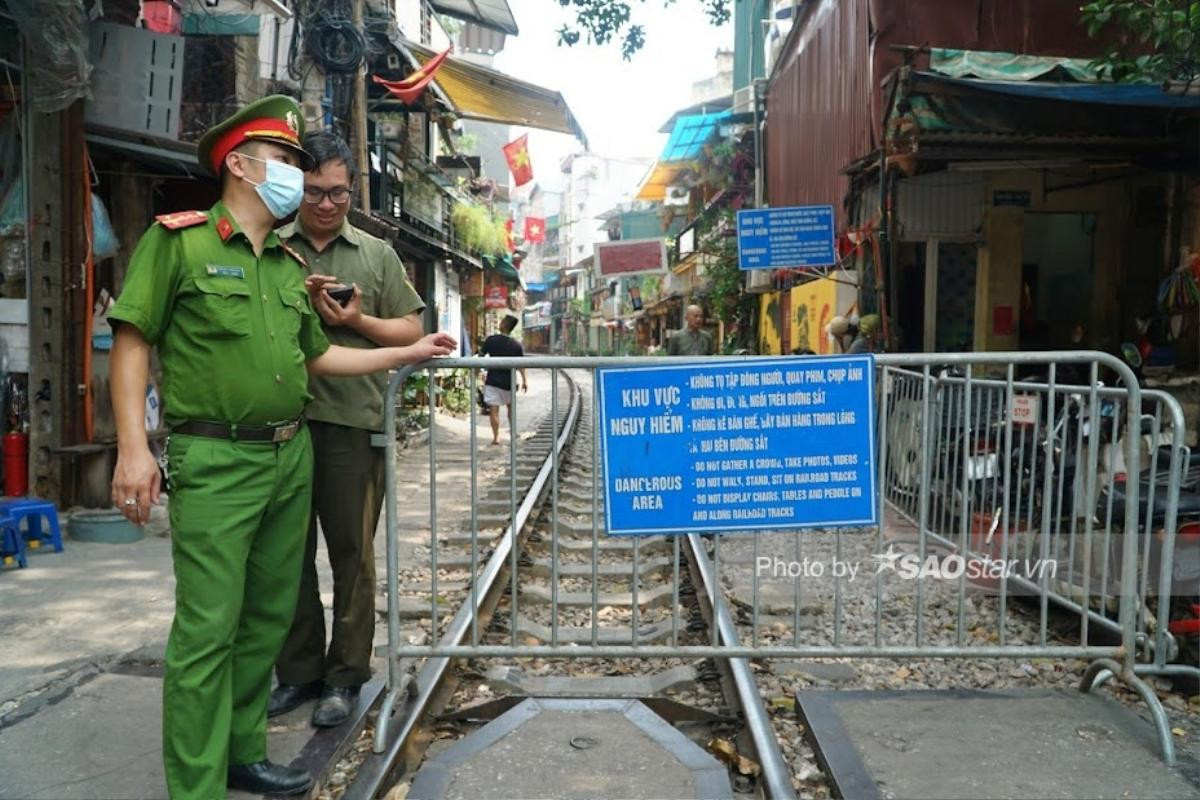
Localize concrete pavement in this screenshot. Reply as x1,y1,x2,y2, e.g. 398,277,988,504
0,369,556,799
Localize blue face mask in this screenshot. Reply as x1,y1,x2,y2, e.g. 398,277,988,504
241,154,305,219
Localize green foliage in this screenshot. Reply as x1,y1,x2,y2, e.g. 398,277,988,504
437,368,474,415
700,211,757,352
453,132,479,156
1080,1,1200,82
556,0,730,59
401,371,429,407
642,274,662,302
568,297,590,319
399,368,472,417
435,13,464,38
451,202,509,255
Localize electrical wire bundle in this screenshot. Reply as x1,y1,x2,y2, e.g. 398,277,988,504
302,1,367,75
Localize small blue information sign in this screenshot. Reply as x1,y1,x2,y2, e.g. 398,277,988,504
598,356,877,535
736,205,836,270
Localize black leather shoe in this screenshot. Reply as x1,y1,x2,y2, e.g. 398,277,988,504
227,760,313,795
267,680,323,718
311,685,360,728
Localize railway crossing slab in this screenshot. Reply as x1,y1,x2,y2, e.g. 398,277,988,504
797,688,1200,799
408,698,733,799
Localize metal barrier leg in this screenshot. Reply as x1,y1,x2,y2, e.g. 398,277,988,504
376,365,418,754
373,688,399,754
1080,658,1176,766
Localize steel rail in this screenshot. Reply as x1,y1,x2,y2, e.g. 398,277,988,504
344,369,582,799
683,532,798,800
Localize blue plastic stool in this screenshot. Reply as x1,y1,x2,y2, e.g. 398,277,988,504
0,511,25,568
0,498,63,553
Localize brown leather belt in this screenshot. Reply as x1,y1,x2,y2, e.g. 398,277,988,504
172,417,305,443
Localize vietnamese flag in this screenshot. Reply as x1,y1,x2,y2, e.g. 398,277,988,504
504,218,516,253
372,47,451,105
503,134,533,187
523,216,546,244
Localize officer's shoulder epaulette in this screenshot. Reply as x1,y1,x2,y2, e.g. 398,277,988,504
155,210,209,230
280,241,308,269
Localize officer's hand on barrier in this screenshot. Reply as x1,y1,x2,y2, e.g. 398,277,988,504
112,445,161,527
402,332,457,364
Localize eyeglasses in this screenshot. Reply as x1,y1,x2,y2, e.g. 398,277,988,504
302,186,352,205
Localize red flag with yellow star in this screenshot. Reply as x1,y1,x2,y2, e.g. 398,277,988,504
503,134,533,187
372,47,451,105
523,216,546,244
504,218,516,253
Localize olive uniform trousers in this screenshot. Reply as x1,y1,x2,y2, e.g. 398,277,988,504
163,429,313,800
276,420,385,689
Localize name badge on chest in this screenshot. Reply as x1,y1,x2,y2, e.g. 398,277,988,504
206,265,245,279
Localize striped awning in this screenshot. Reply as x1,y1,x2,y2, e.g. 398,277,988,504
635,162,691,202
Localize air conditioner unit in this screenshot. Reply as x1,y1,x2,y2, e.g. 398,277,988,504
745,268,774,294
732,85,755,115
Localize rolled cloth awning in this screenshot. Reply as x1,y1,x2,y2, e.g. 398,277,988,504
394,40,586,145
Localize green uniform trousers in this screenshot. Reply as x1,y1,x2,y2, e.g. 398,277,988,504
276,421,385,689
163,429,313,800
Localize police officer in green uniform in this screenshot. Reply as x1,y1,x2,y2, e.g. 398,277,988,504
108,96,455,799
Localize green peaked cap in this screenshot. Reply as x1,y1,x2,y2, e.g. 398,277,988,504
196,94,316,175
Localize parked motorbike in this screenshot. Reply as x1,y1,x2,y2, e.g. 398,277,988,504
1102,448,1200,673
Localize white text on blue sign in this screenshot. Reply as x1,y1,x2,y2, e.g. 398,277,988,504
599,356,877,535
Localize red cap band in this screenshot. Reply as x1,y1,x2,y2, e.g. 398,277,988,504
209,117,301,173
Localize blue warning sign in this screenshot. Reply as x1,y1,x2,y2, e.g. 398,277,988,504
736,205,837,270
598,356,878,535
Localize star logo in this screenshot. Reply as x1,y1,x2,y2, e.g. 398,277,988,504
285,110,299,134
871,544,904,576
511,148,529,168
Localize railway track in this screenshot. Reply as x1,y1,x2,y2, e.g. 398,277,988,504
325,369,794,800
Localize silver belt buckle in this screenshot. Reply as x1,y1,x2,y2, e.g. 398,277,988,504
273,421,299,442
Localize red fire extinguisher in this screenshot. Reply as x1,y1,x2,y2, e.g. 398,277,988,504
4,431,28,497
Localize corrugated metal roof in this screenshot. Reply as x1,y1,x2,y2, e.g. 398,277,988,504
766,0,873,228
400,41,586,145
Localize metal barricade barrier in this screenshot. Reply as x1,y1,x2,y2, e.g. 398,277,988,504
883,366,1200,688
373,352,1187,765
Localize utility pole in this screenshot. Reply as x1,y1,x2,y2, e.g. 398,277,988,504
351,0,371,212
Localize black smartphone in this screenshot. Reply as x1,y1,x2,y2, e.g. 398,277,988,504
327,284,354,307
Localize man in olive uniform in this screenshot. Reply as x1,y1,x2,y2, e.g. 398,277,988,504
108,96,455,799
668,304,715,356
268,132,426,727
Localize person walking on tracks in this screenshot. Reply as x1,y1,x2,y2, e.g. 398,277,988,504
268,131,427,728
480,314,528,445
107,96,455,800
668,304,715,356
